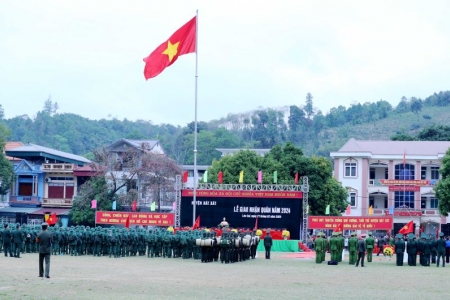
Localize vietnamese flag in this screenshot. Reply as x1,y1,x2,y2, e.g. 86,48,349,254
125,215,130,229
398,220,414,234
334,223,343,232
294,172,299,184
218,171,223,184
182,171,188,183
131,201,137,212
47,213,58,225
143,16,196,79
192,216,200,230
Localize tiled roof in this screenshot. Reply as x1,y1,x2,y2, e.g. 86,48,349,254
4,141,24,160
6,143,90,164
338,138,450,156
124,139,159,149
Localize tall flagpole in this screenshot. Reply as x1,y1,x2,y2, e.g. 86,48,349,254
192,9,199,226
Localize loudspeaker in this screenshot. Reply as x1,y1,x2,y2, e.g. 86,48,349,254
328,261,338,265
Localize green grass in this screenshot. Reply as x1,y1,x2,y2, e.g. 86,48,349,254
0,251,447,299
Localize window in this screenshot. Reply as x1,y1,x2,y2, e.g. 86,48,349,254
385,169,389,179
421,197,426,209
395,164,415,180
384,197,388,208
394,191,415,209
421,167,426,180
369,196,374,208
369,168,375,180
345,162,357,177
430,198,438,209
348,192,356,207
431,167,439,180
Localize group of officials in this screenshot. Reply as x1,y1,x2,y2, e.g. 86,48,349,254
314,230,447,268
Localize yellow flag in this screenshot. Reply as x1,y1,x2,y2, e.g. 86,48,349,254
44,214,49,221
239,170,244,183
368,205,373,215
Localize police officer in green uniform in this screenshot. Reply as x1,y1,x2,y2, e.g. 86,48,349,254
394,234,405,266
365,232,375,262
436,232,446,267
314,233,324,264
329,232,339,261
348,232,358,265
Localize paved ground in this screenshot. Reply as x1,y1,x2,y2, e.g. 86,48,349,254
0,251,447,299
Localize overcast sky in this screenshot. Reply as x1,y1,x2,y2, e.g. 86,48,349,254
1,1,449,126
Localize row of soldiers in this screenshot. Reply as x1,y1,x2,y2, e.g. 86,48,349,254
393,232,446,267
313,231,355,264
1,223,260,264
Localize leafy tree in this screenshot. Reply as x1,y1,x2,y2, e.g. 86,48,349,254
416,125,450,141
395,96,410,113
0,104,4,119
410,98,422,114
0,124,14,201
390,133,415,141
435,148,450,216
305,93,314,119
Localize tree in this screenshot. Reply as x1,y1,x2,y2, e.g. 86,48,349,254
0,104,4,120
435,148,450,216
305,93,314,119
410,98,422,115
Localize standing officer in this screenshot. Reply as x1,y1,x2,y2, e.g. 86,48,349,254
365,232,375,262
355,235,366,267
348,232,358,265
2,224,13,257
406,234,417,266
263,230,273,259
395,234,405,266
314,233,324,264
436,232,446,267
37,222,52,279
376,235,385,256
12,224,24,258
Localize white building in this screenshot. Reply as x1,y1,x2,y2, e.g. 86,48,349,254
330,138,449,235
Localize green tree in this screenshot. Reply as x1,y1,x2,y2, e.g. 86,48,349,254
410,98,422,115
435,148,450,216
0,124,15,201
305,93,314,119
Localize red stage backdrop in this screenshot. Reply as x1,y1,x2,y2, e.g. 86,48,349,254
181,190,302,199
96,211,174,226
308,216,393,230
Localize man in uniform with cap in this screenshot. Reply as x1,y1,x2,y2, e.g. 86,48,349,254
2,224,13,257
37,222,52,278
314,233,324,263
394,234,405,266
355,235,366,267
436,232,446,267
406,234,417,266
365,232,375,262
329,232,339,262
348,232,358,265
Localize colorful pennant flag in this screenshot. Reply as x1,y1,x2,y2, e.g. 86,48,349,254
325,205,330,215
91,199,97,209
273,171,278,184
172,201,177,211
203,171,208,183
254,217,258,230
44,214,49,221
368,205,373,215
112,200,117,211
182,171,188,183
143,16,196,79
334,223,343,232
131,201,137,212
218,171,223,184
125,215,130,229
294,172,299,184
389,205,394,215
150,201,156,212
345,204,351,215
257,170,262,184
239,171,244,183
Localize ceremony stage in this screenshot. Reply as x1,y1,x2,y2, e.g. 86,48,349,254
257,239,302,252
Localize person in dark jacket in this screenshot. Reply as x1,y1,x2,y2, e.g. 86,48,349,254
12,224,24,258
376,236,385,256
264,230,273,259
37,222,53,278
355,235,366,267
2,224,13,257
395,234,406,266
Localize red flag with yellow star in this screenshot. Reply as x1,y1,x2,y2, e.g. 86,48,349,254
143,16,196,79
398,220,414,234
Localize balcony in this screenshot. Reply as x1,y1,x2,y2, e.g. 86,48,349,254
9,196,41,206
42,198,73,208
42,163,74,173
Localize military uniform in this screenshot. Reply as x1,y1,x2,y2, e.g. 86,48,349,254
314,234,324,263
436,232,446,267
365,232,375,262
348,232,358,265
406,234,417,266
394,234,405,266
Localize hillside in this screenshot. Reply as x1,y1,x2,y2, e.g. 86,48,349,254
1,91,449,164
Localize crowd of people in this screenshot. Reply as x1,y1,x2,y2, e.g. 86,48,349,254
313,230,450,267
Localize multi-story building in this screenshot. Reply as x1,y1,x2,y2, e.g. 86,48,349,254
330,138,450,235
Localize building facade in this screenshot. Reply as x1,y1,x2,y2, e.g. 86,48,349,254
330,138,450,235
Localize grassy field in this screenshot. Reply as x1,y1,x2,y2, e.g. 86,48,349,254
0,251,447,300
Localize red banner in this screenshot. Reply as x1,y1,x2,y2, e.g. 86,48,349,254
388,185,420,192
96,211,174,226
380,180,429,186
308,216,393,230
181,189,302,199
385,210,422,217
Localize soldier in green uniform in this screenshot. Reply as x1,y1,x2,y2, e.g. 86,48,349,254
314,233,324,263
423,235,432,266
406,234,417,266
12,224,24,258
431,236,437,264
348,232,358,265
394,234,405,266
365,232,375,262
436,232,446,267
329,232,339,261
337,231,344,262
